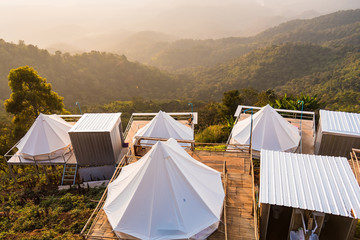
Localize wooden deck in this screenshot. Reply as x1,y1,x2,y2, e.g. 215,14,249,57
84,150,257,240
191,151,257,240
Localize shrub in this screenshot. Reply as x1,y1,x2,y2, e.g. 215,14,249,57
195,125,231,143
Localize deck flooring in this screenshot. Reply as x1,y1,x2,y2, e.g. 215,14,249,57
85,150,256,240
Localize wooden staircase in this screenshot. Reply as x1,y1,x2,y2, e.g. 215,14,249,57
61,163,78,185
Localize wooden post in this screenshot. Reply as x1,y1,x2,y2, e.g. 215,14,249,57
260,204,270,240
350,152,358,182
346,218,358,240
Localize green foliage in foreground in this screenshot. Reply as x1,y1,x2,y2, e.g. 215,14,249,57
0,166,104,240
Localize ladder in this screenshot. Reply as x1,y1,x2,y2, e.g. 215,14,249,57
61,163,78,185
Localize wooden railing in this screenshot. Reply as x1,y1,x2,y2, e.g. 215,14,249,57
250,148,260,240
350,149,360,185
80,151,134,238
222,160,228,240
133,136,251,156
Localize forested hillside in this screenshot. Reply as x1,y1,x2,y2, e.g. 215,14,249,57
0,9,359,111
0,40,188,106
188,43,342,97
135,9,360,71
188,42,360,111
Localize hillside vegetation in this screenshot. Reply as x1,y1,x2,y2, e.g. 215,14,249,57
0,41,187,106
188,43,360,112
136,9,360,71
0,9,359,112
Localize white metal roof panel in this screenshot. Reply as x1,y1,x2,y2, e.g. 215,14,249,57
260,149,360,218
69,113,121,132
320,109,360,137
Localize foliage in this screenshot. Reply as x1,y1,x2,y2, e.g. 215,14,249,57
4,66,67,138
190,43,344,100
0,165,104,240
0,43,189,106
195,125,231,143
220,90,242,120
272,93,321,111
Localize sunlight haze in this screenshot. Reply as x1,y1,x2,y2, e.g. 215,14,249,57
0,0,358,52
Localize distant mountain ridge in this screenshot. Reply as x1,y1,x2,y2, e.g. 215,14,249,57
132,9,360,71
0,9,359,112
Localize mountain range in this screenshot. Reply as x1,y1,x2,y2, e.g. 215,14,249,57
0,9,359,112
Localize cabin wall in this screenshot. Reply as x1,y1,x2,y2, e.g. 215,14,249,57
109,119,123,162
78,165,115,181
69,131,118,166
316,133,360,158
314,122,323,155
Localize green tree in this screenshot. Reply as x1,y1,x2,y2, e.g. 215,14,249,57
272,93,321,111
220,90,242,119
4,66,66,138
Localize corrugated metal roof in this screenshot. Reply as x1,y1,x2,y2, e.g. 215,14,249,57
320,109,360,137
260,149,360,219
69,113,121,132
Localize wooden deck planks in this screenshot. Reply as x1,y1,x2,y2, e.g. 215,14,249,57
87,209,117,239
85,150,256,240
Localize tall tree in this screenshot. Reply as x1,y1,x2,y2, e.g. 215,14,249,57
4,66,66,138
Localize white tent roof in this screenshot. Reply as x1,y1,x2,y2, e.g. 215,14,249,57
103,138,224,240
134,110,193,142
260,150,360,218
16,113,72,157
230,104,301,152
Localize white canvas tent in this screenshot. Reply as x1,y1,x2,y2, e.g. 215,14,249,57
16,113,72,160
103,138,224,240
230,104,301,152
133,110,193,145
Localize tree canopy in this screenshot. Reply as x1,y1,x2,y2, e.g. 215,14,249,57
4,66,66,138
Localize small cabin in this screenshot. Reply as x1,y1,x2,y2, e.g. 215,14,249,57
68,113,125,181
259,150,360,240
315,109,360,158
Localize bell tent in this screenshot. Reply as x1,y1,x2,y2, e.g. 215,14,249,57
16,113,72,160
103,138,224,240
230,104,301,152
133,110,193,145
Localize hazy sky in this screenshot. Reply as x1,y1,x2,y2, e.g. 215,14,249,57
0,0,358,51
